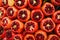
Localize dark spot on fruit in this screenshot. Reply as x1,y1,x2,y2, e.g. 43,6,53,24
43,20,53,30
45,5,54,13
55,0,60,3
6,30,12,38
50,36,59,40
30,0,40,6
7,8,14,16
0,26,4,35
32,12,42,21
36,34,44,40
14,36,21,40
26,22,35,31
18,10,27,20
27,36,34,40
12,21,19,31
2,0,8,6
15,0,25,6
58,27,60,33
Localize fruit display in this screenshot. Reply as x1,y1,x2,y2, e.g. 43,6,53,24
0,0,60,40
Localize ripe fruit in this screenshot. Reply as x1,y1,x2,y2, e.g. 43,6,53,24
13,34,23,40
40,18,55,32
48,34,59,40
51,0,60,6
55,24,60,36
1,17,11,29
7,6,18,19
17,8,30,22
25,20,38,33
28,0,42,9
15,0,27,9
0,7,6,19
42,2,55,16
31,9,44,22
24,34,35,40
1,0,8,8
52,10,60,23
11,19,24,33
35,30,47,40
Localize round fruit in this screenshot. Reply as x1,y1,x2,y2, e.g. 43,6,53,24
1,0,8,8
0,7,6,19
17,8,30,22
52,10,60,23
55,24,60,36
40,18,55,32
42,2,55,16
51,0,60,6
15,0,27,9
13,34,23,40
31,9,44,22
1,17,11,29
25,20,38,33
11,19,24,33
48,34,59,40
35,30,47,40
7,6,18,19
24,34,35,40
28,0,42,9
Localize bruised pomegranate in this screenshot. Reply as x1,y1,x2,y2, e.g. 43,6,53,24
35,30,47,40
28,0,42,9
48,34,59,40
0,7,6,19
25,20,38,33
31,9,44,22
1,17,11,29
13,34,23,40
15,0,27,9
7,6,18,19
40,18,55,32
55,24,60,36
51,0,60,6
11,20,24,33
24,34,35,40
17,8,30,22
42,2,55,16
52,10,60,23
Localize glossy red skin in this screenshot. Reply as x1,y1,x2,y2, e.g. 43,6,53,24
13,34,23,40
55,24,60,36
17,8,30,22
1,0,8,8
51,0,60,6
40,18,55,32
25,20,38,33
35,30,47,40
0,7,6,19
24,34,35,40
42,2,55,16
48,34,59,40
7,6,18,19
0,0,2,6
11,20,24,33
15,0,27,9
52,10,60,23
31,9,44,22
28,0,42,9
1,17,11,29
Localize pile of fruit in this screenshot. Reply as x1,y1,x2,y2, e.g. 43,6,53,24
0,0,60,40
